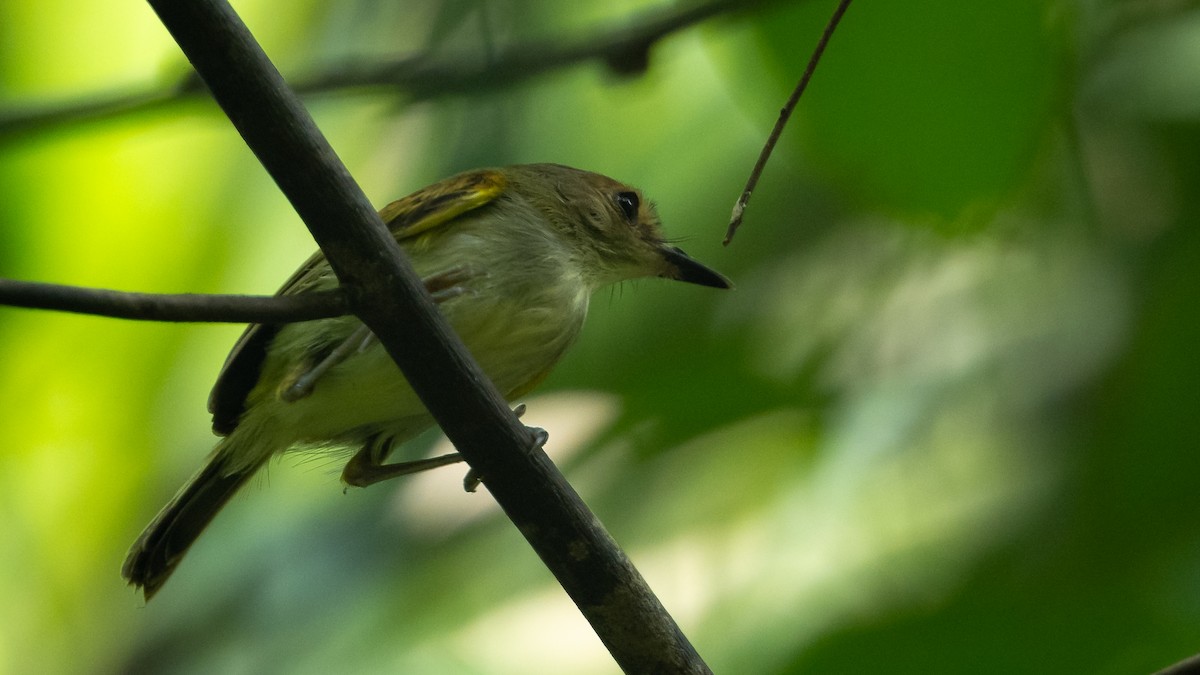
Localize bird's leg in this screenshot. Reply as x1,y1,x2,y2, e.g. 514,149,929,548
341,404,536,490
342,434,464,488
281,265,482,403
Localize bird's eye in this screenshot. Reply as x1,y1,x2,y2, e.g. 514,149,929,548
615,191,640,222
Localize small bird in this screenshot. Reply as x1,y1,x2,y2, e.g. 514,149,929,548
122,163,730,599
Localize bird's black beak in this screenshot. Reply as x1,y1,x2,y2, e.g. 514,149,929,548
659,246,732,289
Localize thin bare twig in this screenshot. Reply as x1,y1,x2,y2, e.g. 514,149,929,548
0,278,348,323
724,0,853,245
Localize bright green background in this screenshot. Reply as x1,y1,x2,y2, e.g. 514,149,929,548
2,0,1197,673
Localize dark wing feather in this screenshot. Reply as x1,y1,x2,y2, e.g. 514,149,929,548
207,248,330,434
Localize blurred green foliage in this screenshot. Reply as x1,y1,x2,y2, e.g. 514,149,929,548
1,0,1197,673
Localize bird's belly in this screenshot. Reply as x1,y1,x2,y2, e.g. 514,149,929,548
279,285,589,443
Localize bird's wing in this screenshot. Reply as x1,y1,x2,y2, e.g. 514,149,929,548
207,168,508,434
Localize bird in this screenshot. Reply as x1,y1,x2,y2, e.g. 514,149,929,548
122,163,730,600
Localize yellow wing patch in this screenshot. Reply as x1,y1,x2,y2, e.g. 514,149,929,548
378,169,507,240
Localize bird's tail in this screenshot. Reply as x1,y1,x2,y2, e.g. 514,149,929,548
122,442,262,601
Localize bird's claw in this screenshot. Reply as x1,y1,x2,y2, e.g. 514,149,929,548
461,405,542,493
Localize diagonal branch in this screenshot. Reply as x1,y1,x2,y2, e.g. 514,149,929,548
145,0,710,672
0,278,348,323
0,0,773,145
